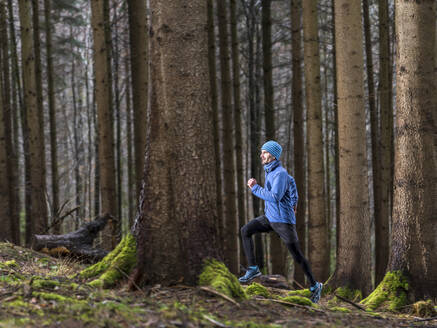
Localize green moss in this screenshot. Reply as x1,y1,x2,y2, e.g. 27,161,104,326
411,300,436,318
5,260,17,268
288,289,311,298
335,287,362,302
329,306,351,313
4,299,28,308
245,282,270,298
32,278,60,289
198,258,246,300
360,271,408,312
86,233,136,288
80,233,135,280
280,295,313,307
70,282,79,290
33,291,70,302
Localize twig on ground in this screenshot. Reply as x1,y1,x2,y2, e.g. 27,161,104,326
334,294,366,311
413,316,437,322
203,314,230,328
254,297,325,313
292,280,305,290
199,286,240,307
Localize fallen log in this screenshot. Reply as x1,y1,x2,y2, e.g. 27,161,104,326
33,214,113,262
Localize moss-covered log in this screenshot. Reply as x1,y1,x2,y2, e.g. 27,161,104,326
79,233,136,288
33,214,113,262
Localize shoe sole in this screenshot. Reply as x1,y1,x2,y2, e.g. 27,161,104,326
239,271,261,284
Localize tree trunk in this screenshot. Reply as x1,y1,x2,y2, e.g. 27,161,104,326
217,0,239,274
331,0,372,296
127,0,148,202
291,0,306,287
125,55,134,227
207,0,223,246
302,0,329,283
0,2,19,243
0,54,11,242
132,0,221,285
90,0,117,249
389,0,437,300
44,0,60,234
18,0,48,239
230,0,246,270
376,0,391,285
7,0,21,244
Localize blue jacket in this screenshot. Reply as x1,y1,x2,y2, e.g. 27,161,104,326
251,160,298,224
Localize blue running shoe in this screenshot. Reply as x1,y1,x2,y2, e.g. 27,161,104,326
238,265,261,283
310,282,323,303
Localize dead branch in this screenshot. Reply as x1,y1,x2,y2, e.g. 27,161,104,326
334,293,366,311
199,286,240,307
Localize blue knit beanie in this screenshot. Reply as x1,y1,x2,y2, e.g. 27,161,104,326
261,140,282,159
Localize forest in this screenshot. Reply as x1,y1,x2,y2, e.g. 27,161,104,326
0,0,436,327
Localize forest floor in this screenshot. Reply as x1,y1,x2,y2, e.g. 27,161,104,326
0,242,436,328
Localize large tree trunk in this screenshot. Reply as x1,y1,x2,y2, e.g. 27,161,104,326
90,0,117,249
302,0,329,283
291,0,306,287
132,0,221,285
18,0,48,239
207,0,223,247
331,0,372,296
217,0,239,274
127,0,148,202
375,0,391,285
389,0,437,300
44,0,60,234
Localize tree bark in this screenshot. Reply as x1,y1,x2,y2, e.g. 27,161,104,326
302,0,329,282
291,0,306,287
44,0,60,234
230,0,246,270
124,55,134,227
127,0,148,203
207,0,223,247
217,0,239,274
132,0,221,285
389,0,437,300
331,0,372,296
18,0,48,240
90,0,117,249
375,0,391,285
0,2,18,243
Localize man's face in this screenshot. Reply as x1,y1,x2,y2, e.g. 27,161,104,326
260,150,275,165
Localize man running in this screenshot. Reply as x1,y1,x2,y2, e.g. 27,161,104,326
239,140,323,303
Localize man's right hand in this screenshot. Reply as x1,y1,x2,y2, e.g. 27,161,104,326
247,178,257,189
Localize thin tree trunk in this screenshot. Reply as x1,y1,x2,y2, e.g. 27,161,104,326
331,0,372,296
92,76,99,218
90,0,117,249
389,0,437,300
0,2,19,243
18,0,48,240
207,0,223,246
113,4,122,233
132,0,220,285
291,0,306,287
217,0,239,274
44,0,60,234
127,0,148,202
376,0,391,284
230,0,246,270
124,54,134,228
302,0,329,282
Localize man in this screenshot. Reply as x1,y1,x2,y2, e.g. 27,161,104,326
239,140,323,303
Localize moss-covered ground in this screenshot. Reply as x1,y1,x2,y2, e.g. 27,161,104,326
0,242,433,327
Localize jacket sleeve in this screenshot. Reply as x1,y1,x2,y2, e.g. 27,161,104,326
251,172,288,202
289,176,298,207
